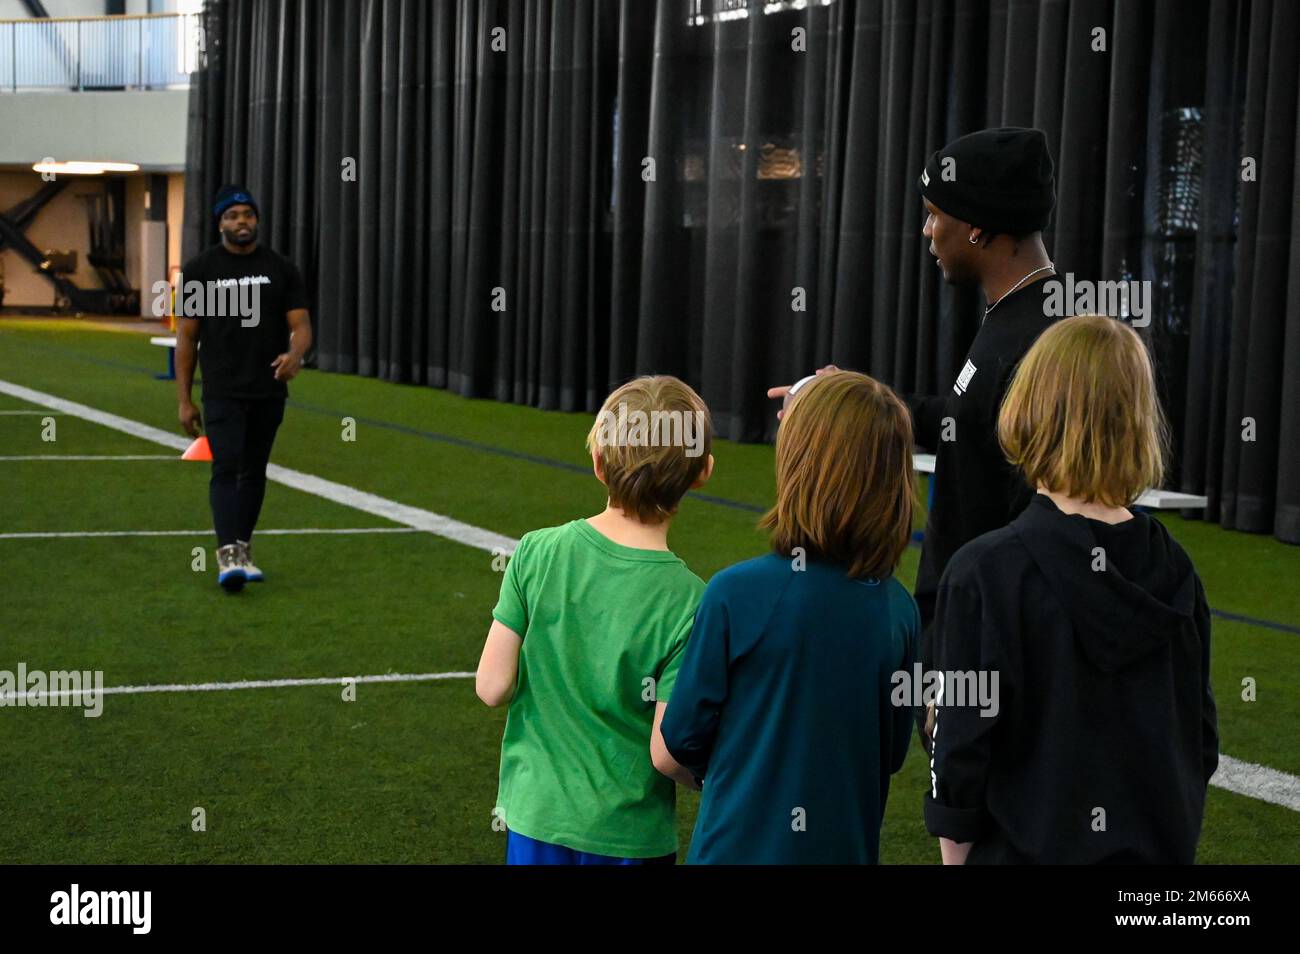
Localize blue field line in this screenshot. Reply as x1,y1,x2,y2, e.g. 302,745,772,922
1210,609,1300,636
286,398,777,517
286,399,1300,638
2,333,158,375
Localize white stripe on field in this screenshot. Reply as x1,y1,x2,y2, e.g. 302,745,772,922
0,454,175,461
1,670,476,703
1210,755,1300,812
0,378,518,556
0,527,421,540
0,409,50,415
4,676,1298,811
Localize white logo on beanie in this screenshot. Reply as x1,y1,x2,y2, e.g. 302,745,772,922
922,168,931,186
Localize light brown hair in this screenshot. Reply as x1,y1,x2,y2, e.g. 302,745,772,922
760,371,916,580
998,314,1168,507
585,375,713,524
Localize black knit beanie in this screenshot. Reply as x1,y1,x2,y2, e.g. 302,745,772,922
917,127,1055,234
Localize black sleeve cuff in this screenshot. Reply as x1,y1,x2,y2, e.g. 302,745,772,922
923,793,991,844
903,393,935,450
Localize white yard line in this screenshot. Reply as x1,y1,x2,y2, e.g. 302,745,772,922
0,454,175,461
0,409,51,415
1210,755,1300,813
0,377,518,556
0,527,420,540
1,671,475,702
3,674,1298,811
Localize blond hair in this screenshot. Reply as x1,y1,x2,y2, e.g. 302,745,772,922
585,375,712,524
759,371,915,580
998,314,1168,507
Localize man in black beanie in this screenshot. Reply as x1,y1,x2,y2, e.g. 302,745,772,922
768,127,1059,741
175,185,312,592
908,126,1057,617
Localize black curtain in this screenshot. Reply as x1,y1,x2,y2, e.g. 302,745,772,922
1183,0,1300,541
184,0,1300,544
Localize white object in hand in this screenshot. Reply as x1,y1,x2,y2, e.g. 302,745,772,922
783,374,818,413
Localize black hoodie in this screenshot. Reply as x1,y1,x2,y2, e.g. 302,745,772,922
922,493,1219,864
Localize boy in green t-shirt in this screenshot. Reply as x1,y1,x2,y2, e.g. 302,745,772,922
476,375,714,864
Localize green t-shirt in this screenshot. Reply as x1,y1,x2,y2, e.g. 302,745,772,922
491,518,705,857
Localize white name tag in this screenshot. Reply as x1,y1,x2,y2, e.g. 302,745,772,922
953,359,977,395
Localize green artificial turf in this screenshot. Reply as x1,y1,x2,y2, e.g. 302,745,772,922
0,317,1296,864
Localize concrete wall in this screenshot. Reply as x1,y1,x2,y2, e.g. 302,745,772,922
0,90,188,171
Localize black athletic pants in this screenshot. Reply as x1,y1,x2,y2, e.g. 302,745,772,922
203,396,285,547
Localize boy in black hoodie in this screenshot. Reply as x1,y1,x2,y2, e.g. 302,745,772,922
923,315,1219,864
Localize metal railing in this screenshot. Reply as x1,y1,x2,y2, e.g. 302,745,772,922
0,13,201,92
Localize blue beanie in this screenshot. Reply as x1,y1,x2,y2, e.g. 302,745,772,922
213,184,259,221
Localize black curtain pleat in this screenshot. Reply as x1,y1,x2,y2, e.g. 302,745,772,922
184,0,1300,544
1278,48,1300,542
1183,0,1243,525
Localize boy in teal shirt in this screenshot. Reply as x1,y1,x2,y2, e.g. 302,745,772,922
475,375,714,863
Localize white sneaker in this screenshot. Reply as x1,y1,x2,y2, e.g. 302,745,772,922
237,540,264,582
216,543,247,592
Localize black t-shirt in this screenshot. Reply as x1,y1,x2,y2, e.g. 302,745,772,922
906,279,1057,630
181,243,308,401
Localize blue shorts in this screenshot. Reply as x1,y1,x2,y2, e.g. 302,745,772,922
506,830,676,866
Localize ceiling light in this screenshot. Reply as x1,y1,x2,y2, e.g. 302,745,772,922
31,161,141,176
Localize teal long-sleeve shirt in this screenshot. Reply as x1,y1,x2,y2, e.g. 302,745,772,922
661,553,919,864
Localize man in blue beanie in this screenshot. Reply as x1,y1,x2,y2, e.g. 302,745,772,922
175,184,312,592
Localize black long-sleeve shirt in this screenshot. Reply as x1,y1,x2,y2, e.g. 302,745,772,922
906,279,1057,634
923,493,1219,864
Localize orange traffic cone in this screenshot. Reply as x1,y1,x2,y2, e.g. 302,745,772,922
181,435,212,461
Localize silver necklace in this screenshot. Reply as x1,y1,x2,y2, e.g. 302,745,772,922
984,263,1055,320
